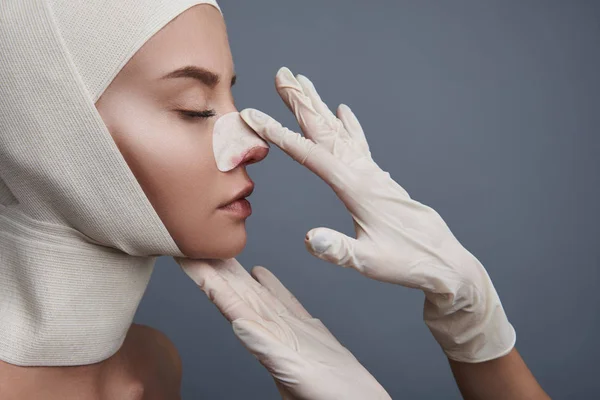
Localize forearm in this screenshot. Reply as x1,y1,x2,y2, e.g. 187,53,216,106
448,348,550,400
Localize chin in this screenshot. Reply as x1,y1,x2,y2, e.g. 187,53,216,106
178,225,247,260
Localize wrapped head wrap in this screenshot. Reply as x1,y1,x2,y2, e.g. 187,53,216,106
0,0,222,366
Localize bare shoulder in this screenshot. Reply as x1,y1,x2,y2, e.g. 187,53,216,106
125,323,183,399
128,323,182,374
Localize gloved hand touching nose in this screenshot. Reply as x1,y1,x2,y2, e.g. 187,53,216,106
239,67,516,363
175,257,392,400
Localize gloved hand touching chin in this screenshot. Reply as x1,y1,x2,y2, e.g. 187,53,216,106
238,67,516,364
175,257,392,400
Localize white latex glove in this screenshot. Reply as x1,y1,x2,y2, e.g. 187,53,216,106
238,67,516,363
175,257,392,400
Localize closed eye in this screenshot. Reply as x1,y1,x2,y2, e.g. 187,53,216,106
178,109,217,120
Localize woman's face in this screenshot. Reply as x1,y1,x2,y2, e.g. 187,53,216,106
95,4,267,259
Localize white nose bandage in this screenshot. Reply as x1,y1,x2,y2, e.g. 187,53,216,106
213,112,269,172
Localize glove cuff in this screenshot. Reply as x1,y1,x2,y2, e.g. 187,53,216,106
424,275,517,363
441,306,517,363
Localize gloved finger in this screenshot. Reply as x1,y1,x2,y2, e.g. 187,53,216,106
240,108,352,192
217,258,290,319
296,73,349,140
336,103,370,153
275,67,339,145
175,257,263,323
232,318,306,379
305,227,423,284
304,227,371,274
213,258,264,293
251,266,313,320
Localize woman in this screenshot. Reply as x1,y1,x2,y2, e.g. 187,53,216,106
0,0,549,398
0,1,265,398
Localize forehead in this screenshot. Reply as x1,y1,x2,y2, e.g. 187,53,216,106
126,4,233,78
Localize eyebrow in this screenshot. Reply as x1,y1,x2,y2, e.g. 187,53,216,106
160,65,236,88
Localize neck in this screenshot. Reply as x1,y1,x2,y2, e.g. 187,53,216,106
0,324,159,400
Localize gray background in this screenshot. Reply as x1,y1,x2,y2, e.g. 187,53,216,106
134,1,600,398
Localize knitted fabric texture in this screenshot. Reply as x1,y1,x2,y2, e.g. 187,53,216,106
0,0,221,366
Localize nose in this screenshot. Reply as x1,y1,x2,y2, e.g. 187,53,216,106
239,145,269,166
212,111,270,172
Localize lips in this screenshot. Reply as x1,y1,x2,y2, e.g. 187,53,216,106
219,182,254,208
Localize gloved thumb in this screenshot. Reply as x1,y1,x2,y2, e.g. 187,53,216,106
232,318,304,378
305,227,367,272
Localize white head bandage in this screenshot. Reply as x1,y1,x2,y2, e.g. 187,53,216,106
0,0,221,366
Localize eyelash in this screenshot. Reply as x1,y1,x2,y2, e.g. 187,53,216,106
178,109,217,120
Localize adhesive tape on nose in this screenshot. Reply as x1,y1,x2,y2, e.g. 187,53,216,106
213,112,269,172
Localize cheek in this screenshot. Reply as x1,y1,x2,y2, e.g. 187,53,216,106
108,113,248,259
110,114,218,224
